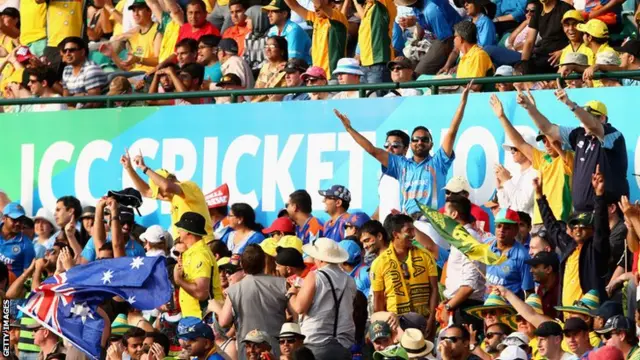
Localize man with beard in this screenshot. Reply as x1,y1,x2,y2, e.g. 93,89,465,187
79,197,145,263
32,243,74,288
176,317,226,360
336,82,471,217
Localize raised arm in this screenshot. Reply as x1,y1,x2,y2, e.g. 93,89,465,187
120,149,154,198
93,198,108,252
534,178,573,254
591,165,610,258
494,285,552,327
554,79,604,140
516,87,562,143
334,109,389,167
442,81,472,156
620,196,640,249
283,0,309,19
489,94,534,160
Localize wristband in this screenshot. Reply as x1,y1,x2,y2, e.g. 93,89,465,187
569,102,578,112
143,166,150,174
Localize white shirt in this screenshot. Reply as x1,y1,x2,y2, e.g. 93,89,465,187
384,88,423,97
32,95,68,112
378,174,401,224
497,165,538,218
444,224,486,302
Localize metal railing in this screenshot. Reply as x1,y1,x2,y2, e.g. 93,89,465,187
1,70,639,108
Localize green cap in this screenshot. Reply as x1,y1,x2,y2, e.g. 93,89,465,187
129,0,149,10
373,345,409,360
368,321,392,342
568,212,594,227
262,0,289,11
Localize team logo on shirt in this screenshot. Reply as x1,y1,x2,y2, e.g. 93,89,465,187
577,140,585,149
501,265,510,273
12,245,20,254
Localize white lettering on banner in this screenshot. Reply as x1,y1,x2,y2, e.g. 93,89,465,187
20,144,34,216
222,135,261,208
262,135,303,212
125,138,160,216
202,137,219,194
453,126,499,204
75,140,112,206
38,141,74,214
306,133,336,210
161,139,197,214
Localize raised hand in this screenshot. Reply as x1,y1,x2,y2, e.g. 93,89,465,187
132,148,147,170
515,87,536,109
553,78,571,105
489,94,505,118
533,177,543,197
591,164,604,196
334,109,352,130
619,195,640,218
120,148,133,170
65,215,77,239
461,79,474,101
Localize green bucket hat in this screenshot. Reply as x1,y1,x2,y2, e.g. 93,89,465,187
464,293,516,320
568,212,595,227
554,290,600,317
373,345,409,360
111,314,134,336
499,294,545,330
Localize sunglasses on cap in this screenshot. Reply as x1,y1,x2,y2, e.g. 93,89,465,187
411,136,431,143
384,141,403,150
583,106,604,116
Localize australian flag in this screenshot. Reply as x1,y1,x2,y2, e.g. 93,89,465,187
18,256,172,359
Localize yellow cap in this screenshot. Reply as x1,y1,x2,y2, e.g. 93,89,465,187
576,19,609,38
584,100,608,116
149,169,173,198
562,10,584,23
260,238,278,257
277,235,303,254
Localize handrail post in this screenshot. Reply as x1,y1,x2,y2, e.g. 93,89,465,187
359,88,366,98
106,98,112,108
231,94,237,103
431,85,439,95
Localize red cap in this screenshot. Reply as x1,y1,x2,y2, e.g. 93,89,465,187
15,46,34,63
204,184,229,209
262,217,295,234
588,346,623,360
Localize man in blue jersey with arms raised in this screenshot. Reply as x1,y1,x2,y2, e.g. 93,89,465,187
334,82,472,217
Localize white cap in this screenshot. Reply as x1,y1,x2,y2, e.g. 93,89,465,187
34,207,57,230
496,345,528,360
495,65,514,77
443,176,471,193
497,332,530,351
502,132,536,151
140,225,167,244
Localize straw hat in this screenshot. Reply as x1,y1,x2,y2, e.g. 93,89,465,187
400,328,435,359
499,294,544,330
464,293,516,320
555,290,600,317
302,237,349,264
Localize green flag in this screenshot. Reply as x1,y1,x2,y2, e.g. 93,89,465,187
417,202,507,266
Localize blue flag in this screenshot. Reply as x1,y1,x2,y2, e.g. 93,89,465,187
18,256,172,359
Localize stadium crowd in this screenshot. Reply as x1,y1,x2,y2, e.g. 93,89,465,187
0,66,639,360
0,0,637,109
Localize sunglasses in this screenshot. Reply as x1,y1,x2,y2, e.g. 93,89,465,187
400,262,410,280
269,231,283,237
390,66,406,72
481,310,498,317
601,331,618,340
485,332,504,339
525,8,535,12
508,147,519,153
62,47,80,54
445,190,462,196
571,224,591,230
279,338,297,345
440,336,461,343
384,141,402,150
343,224,355,230
172,250,183,257
305,77,323,84
411,136,431,144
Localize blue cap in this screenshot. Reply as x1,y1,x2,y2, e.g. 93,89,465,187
346,212,371,229
177,317,214,340
3,202,26,220
318,185,351,202
339,240,362,265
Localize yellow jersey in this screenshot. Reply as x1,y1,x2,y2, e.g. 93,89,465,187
19,0,47,45
179,239,223,318
169,181,214,243
47,0,84,47
128,22,160,72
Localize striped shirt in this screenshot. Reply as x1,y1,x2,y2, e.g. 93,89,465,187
62,60,107,95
